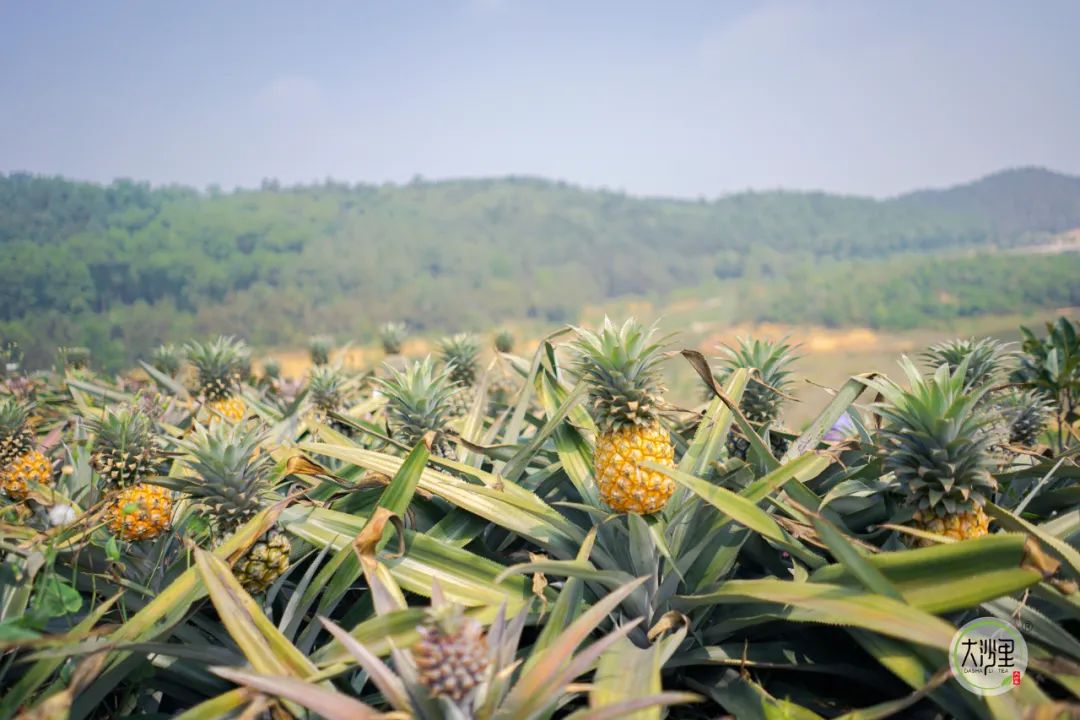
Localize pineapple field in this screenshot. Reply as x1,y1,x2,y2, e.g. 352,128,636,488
1,314,1079,720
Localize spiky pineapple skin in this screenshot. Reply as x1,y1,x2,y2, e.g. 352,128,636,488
1,449,52,500
413,617,490,702
594,422,675,515
106,483,173,541
910,507,990,546
208,397,246,423
234,529,291,594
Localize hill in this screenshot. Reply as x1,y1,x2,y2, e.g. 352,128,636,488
1,167,1079,369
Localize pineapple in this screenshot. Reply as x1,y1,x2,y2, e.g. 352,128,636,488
0,398,52,501
379,322,407,356
871,359,997,545
186,336,249,423
58,346,90,372
176,424,290,593
573,318,675,515
376,357,459,459
151,343,184,376
1001,389,1054,448
90,406,172,541
494,329,515,354
921,337,1013,391
307,365,353,434
105,483,173,542
438,334,480,416
413,604,490,703
308,335,333,367
716,337,798,460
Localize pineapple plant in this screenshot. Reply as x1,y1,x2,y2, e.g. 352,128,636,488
573,318,675,515
438,333,481,416
186,336,249,423
58,346,90,372
308,335,333,366
869,358,998,545
413,603,490,702
150,343,184,377
1001,388,1054,448
376,356,459,459
921,337,1013,391
715,337,798,460
307,365,345,416
0,398,52,501
379,321,407,356
175,424,291,593
89,406,171,542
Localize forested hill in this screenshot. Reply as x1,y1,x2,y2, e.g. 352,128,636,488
2,167,1079,369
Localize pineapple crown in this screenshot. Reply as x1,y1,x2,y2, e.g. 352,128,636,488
151,343,184,376
308,335,333,366
494,329,515,354
869,357,998,518
88,406,162,487
307,365,346,413
921,337,1014,392
0,397,34,466
376,356,458,451
716,336,799,425
185,336,249,401
572,317,670,431
261,356,281,380
379,322,407,356
438,333,481,388
175,423,275,533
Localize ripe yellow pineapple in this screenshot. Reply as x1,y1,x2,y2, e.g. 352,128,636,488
186,336,250,423
870,358,998,546
106,483,174,542
0,398,52,501
90,406,171,541
573,318,675,514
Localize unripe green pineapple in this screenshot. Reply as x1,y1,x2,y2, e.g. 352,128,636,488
308,335,333,366
151,344,184,376
376,357,459,459
715,337,798,460
89,407,163,488
574,318,676,515
494,329,515,354
186,336,249,423
412,604,490,703
1001,389,1054,448
437,334,480,416
0,398,52,501
870,358,998,545
175,424,291,593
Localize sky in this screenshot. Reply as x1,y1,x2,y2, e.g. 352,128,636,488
2,0,1079,198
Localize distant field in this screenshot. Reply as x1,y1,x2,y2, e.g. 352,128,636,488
266,304,1080,430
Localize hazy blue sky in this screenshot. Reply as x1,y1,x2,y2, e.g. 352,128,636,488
2,0,1078,197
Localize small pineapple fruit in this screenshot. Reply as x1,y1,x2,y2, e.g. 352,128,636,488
106,483,173,542
379,322,407,357
413,604,490,703
90,406,171,541
494,329,515,354
873,358,997,545
921,337,1014,391
1002,389,1054,447
0,398,52,501
308,335,333,367
151,343,184,376
376,357,459,459
308,365,345,416
186,336,249,423
716,337,798,460
438,334,480,416
176,424,290,593
574,318,675,514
